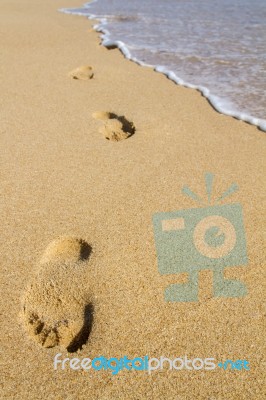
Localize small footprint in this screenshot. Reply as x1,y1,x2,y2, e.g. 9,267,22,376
22,236,93,352
92,111,135,141
69,65,94,80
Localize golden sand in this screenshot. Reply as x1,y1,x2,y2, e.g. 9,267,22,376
0,0,265,398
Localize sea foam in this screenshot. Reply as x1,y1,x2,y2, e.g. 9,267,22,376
60,0,266,132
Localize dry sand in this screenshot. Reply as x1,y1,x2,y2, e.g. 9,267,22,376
0,0,265,399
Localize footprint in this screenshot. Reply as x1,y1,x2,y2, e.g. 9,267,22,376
92,111,135,141
22,236,93,352
69,65,94,80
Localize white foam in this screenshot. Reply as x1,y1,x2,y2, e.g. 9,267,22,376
59,1,266,132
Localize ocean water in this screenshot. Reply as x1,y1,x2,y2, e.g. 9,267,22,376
61,0,266,131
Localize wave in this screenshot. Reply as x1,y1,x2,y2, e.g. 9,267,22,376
59,0,266,132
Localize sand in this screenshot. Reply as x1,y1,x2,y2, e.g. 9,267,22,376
0,0,265,399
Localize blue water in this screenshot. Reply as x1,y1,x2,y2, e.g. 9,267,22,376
61,0,266,131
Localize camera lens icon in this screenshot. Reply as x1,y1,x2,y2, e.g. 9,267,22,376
193,215,237,259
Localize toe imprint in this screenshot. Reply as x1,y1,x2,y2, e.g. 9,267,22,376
40,236,91,264
22,236,94,352
69,65,94,80
92,111,135,141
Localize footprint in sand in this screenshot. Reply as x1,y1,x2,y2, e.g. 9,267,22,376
22,236,93,352
69,65,94,80
92,111,135,141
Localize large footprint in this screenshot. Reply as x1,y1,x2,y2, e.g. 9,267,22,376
22,236,93,352
92,111,135,141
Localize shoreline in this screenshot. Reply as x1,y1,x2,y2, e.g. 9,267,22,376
60,0,266,133
1,0,265,399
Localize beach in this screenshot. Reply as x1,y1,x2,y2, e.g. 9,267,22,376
0,0,265,399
